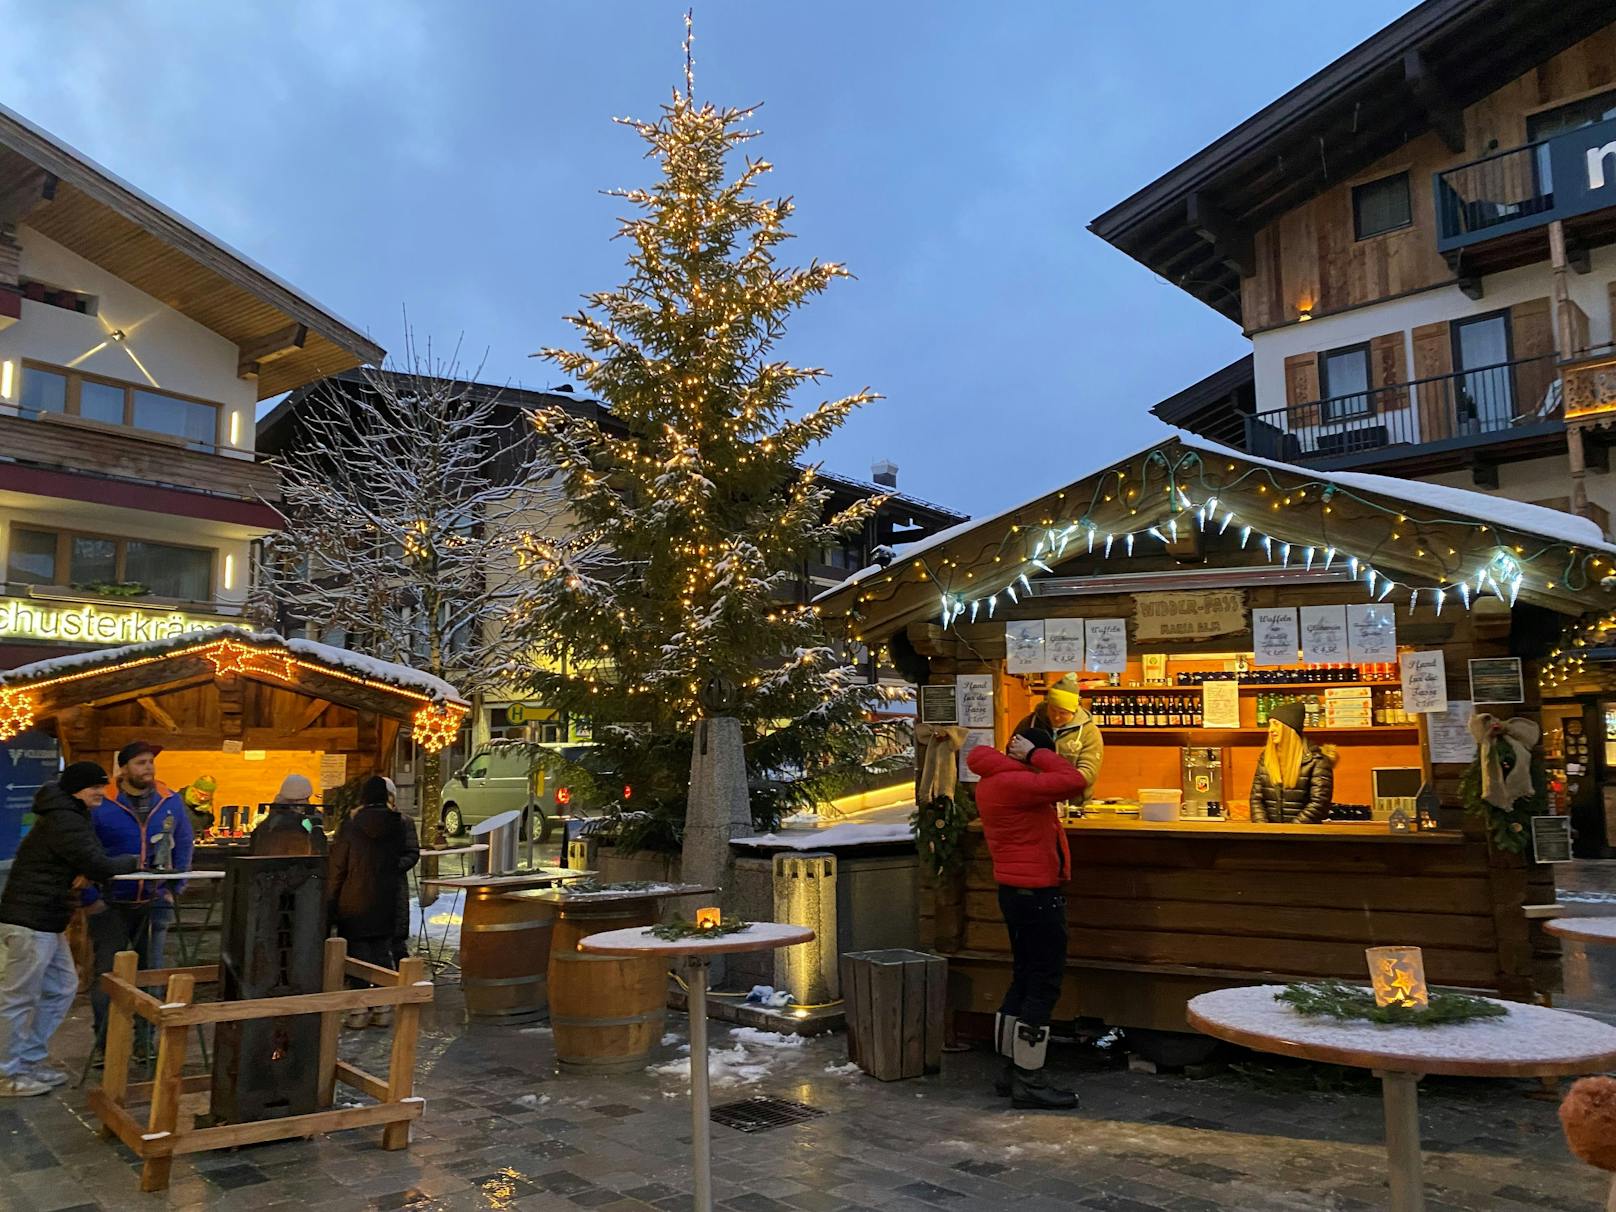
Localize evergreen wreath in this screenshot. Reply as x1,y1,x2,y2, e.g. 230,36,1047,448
1276,980,1507,1027
649,914,753,941
1459,741,1549,854
913,783,975,877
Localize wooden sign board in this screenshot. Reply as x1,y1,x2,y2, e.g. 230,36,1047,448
1133,590,1247,641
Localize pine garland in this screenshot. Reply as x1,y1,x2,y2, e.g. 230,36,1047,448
1460,741,1549,854
912,786,976,877
1276,980,1507,1027
565,879,667,894
649,915,753,941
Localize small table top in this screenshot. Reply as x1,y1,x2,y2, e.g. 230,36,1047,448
420,844,490,858
531,882,715,907
423,869,586,890
113,870,227,882
1187,985,1616,1079
1544,916,1616,944
579,922,814,958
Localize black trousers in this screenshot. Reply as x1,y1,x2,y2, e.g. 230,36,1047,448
996,885,1068,1030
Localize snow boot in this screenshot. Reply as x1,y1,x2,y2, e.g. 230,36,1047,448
993,1012,1017,1097
1010,1022,1077,1111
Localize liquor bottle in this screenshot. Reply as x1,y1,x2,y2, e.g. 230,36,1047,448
1149,697,1162,728
1174,696,1187,727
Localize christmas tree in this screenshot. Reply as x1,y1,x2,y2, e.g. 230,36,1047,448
508,29,893,851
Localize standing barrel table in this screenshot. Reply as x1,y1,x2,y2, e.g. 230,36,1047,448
535,883,714,1072
424,869,585,1023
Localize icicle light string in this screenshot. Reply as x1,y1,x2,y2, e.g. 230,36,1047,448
842,444,1607,634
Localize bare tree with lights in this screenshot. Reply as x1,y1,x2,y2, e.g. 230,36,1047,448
251,335,570,822
503,30,896,852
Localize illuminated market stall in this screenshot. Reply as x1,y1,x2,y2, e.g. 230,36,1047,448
815,434,1616,1035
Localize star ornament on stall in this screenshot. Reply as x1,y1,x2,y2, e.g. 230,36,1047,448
412,702,465,752
204,641,296,683
0,687,37,741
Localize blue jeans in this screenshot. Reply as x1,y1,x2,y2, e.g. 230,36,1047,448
89,899,174,1039
0,924,77,1078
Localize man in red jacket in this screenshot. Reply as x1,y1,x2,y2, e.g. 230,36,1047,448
968,727,1087,1109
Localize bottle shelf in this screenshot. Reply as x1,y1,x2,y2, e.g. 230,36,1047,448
1093,682,1399,693
1098,725,1420,743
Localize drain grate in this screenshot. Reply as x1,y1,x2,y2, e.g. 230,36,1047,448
710,1095,826,1134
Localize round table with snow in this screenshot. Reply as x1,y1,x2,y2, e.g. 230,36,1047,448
1187,985,1616,1212
579,923,814,1212
1545,916,1616,945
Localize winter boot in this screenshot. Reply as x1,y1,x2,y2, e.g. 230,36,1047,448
992,1012,1017,1097
1010,1021,1078,1111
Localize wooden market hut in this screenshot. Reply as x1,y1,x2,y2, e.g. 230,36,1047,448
0,626,468,819
814,433,1616,1037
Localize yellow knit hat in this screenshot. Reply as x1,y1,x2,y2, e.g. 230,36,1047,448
1046,685,1081,713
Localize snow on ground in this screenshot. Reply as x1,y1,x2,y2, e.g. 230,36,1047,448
728,1026,806,1049
730,822,914,849
410,889,464,953
823,1061,862,1076
648,1026,817,1086
515,1093,550,1109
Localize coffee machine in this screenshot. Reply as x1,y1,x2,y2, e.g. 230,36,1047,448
1180,746,1225,819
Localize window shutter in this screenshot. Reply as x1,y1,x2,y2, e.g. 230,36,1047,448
1369,333,1410,412
1411,322,1453,442
1284,353,1321,427
1509,297,1554,417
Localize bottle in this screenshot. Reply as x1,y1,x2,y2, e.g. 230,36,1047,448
1149,697,1162,728
1393,689,1406,724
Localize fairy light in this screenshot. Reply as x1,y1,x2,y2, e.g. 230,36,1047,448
0,688,37,741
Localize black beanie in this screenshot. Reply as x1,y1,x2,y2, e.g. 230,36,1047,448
1015,727,1057,756
360,775,391,806
60,762,109,796
1269,700,1306,737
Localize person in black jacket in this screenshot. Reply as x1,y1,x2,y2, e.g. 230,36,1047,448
0,763,137,1096
1249,701,1336,824
328,776,416,1028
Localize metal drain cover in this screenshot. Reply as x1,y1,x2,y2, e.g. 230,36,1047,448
710,1095,826,1134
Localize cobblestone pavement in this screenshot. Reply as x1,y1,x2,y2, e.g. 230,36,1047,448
5,868,1616,1210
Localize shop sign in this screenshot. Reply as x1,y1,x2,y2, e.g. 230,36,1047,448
0,596,227,647
1299,605,1348,664
955,673,995,728
1469,657,1524,705
1252,607,1299,666
1399,651,1447,713
1345,603,1397,662
1045,618,1084,668
1083,618,1127,673
1132,590,1246,641
1005,620,1046,674
918,685,957,725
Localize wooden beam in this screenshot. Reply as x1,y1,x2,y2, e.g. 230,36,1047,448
135,696,179,733
238,322,308,379
293,697,329,732
86,1089,156,1155
158,981,431,1027
1402,50,1465,153
1185,192,1254,278
169,1100,421,1155
124,1073,212,1103
318,937,345,1110
0,168,57,225
335,1061,390,1102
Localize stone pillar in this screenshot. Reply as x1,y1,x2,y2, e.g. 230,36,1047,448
680,717,752,984
773,851,838,1004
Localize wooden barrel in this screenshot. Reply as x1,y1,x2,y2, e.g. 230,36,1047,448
549,899,668,1072
460,889,554,1023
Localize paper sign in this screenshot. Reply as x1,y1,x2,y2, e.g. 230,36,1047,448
955,674,995,729
1299,605,1348,664
1045,618,1084,669
1132,589,1247,641
1346,603,1398,662
958,728,995,783
1531,815,1573,863
1427,701,1478,764
1399,651,1448,713
1083,618,1127,673
1252,608,1299,666
221,739,243,754
1201,680,1241,730
319,752,348,790
1006,620,1046,674
1469,657,1524,704
919,685,957,725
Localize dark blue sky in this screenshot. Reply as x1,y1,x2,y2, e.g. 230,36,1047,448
8,1,1414,517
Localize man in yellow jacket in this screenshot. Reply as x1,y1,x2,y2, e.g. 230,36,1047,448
1013,675,1103,803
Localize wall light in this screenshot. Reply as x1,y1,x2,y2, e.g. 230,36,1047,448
223,553,236,591
0,359,13,401
229,411,241,446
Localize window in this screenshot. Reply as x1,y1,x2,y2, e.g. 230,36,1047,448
1452,312,1515,428
1320,344,1372,420
1527,89,1616,141
2,526,214,599
17,361,221,450
1352,172,1412,240
6,528,58,585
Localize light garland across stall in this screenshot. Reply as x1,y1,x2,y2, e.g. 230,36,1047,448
843,445,1610,636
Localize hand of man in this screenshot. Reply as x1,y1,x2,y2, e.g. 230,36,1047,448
1007,734,1034,762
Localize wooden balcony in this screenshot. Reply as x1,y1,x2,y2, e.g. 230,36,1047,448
0,409,279,505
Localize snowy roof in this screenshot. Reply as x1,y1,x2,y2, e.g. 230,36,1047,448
0,626,465,704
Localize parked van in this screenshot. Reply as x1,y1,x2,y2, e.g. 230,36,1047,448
439,744,593,837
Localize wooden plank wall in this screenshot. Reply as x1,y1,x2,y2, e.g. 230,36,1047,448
1242,25,1616,331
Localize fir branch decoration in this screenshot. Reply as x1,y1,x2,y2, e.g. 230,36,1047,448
1276,980,1508,1027
649,915,753,941
564,879,666,894
913,788,975,877
1460,742,1549,854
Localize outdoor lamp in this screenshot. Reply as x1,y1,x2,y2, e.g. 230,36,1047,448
1366,946,1428,1010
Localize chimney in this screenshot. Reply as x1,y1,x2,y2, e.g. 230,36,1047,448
872,459,898,489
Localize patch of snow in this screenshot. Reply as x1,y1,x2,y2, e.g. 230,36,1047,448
520,1025,552,1035
514,1094,550,1109
649,1044,776,1087
743,986,794,1008
730,823,914,850
728,1027,806,1049
661,1033,683,1047
823,1061,862,1077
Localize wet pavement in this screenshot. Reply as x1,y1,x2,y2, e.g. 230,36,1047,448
4,868,1616,1210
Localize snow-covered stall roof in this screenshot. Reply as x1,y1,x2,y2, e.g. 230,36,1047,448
0,625,466,704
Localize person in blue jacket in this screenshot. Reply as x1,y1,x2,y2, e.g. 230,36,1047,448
83,740,193,1051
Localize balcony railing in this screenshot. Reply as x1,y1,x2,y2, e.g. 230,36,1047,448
1244,355,1559,464
1435,141,1555,249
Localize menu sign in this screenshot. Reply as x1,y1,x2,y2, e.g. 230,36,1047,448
1531,815,1573,864
1201,679,1240,729
919,685,958,725
1005,620,1046,674
1345,603,1397,662
1132,590,1247,641
1045,618,1084,669
1428,701,1478,764
1399,651,1448,714
958,728,995,784
1084,618,1127,673
955,673,995,729
1252,607,1299,666
1299,605,1348,664
1470,657,1524,704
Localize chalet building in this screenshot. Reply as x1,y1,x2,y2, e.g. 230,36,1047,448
257,371,966,746
0,103,382,671
1091,0,1616,533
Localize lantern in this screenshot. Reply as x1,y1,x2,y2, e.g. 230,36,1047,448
695,907,722,931
1366,946,1428,1010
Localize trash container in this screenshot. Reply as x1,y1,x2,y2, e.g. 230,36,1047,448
840,949,946,1081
